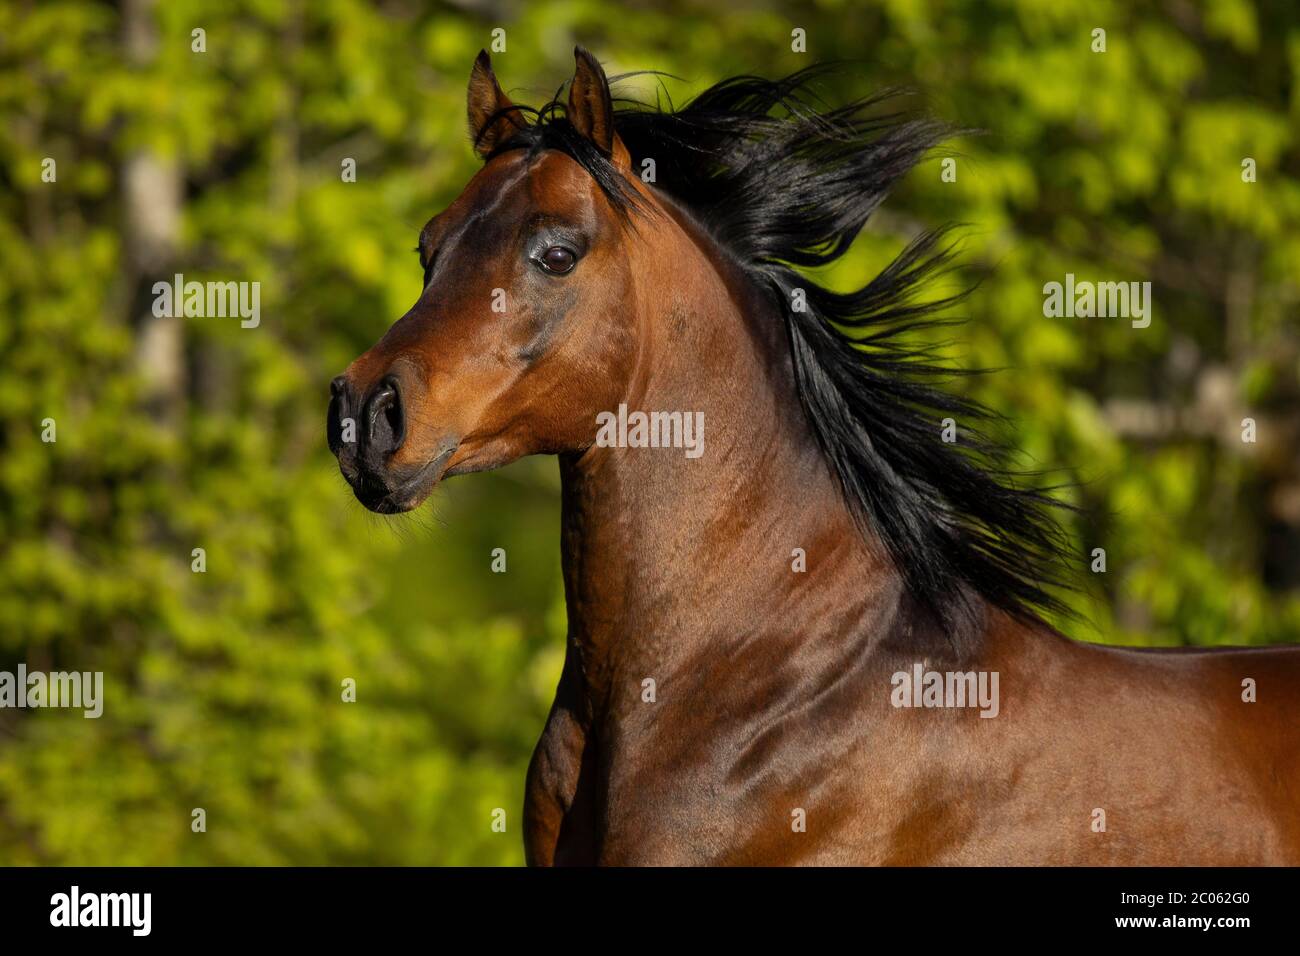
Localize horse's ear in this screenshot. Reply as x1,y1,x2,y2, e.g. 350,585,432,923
467,50,525,159
567,47,629,168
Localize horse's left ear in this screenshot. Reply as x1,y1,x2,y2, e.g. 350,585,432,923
567,47,630,169
468,50,527,159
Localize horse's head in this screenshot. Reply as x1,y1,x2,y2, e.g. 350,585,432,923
329,48,644,513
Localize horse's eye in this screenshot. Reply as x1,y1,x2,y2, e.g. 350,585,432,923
538,245,577,275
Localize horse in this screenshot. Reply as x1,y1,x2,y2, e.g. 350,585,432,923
327,48,1300,865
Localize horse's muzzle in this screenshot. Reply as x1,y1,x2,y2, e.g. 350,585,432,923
328,374,452,513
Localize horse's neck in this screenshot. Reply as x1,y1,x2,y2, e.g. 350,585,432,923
557,235,912,721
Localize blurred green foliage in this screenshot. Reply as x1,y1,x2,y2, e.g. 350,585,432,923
0,0,1297,864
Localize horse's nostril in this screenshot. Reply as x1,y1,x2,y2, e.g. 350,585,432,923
330,375,349,399
383,391,403,438
364,377,405,456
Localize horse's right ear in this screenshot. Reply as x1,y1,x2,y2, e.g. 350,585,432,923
567,47,631,170
467,50,525,159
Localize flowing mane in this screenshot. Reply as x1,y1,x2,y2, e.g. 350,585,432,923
480,63,1076,638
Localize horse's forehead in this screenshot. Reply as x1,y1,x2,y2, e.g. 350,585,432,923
453,150,600,223
521,151,600,211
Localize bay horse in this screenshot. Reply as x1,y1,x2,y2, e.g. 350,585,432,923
328,48,1300,865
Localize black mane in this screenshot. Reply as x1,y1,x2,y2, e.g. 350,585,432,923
487,64,1076,640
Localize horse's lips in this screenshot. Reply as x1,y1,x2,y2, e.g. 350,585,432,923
358,443,458,514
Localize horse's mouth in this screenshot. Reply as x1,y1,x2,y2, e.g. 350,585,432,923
349,443,457,514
